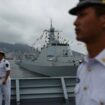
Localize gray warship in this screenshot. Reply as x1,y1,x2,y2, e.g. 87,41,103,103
17,21,84,77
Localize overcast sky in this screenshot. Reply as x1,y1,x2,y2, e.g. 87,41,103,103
0,0,86,54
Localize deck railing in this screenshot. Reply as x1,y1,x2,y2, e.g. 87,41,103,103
11,76,76,105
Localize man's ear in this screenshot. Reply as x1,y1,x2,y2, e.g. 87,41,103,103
100,15,105,29
102,15,105,28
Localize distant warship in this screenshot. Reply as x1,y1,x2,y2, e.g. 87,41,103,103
17,21,84,77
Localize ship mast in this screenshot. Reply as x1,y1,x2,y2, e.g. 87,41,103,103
48,19,55,44
50,19,52,29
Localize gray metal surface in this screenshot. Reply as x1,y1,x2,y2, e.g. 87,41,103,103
19,62,77,76
11,76,76,105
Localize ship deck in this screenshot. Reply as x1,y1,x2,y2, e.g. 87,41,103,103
11,76,76,105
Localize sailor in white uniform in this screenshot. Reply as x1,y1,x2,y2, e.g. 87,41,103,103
0,51,11,105
68,0,105,105
75,49,105,105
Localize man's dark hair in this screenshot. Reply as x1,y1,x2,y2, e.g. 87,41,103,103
92,5,105,17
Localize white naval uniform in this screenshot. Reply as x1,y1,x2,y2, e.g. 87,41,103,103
0,58,11,105
75,49,105,105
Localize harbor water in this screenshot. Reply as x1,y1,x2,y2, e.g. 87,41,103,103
10,60,37,78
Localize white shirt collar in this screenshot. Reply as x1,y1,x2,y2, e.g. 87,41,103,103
83,49,105,66
95,49,105,67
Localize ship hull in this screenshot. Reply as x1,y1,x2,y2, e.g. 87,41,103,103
18,61,78,77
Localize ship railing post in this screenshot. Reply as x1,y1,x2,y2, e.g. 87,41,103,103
61,77,69,105
16,79,20,105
